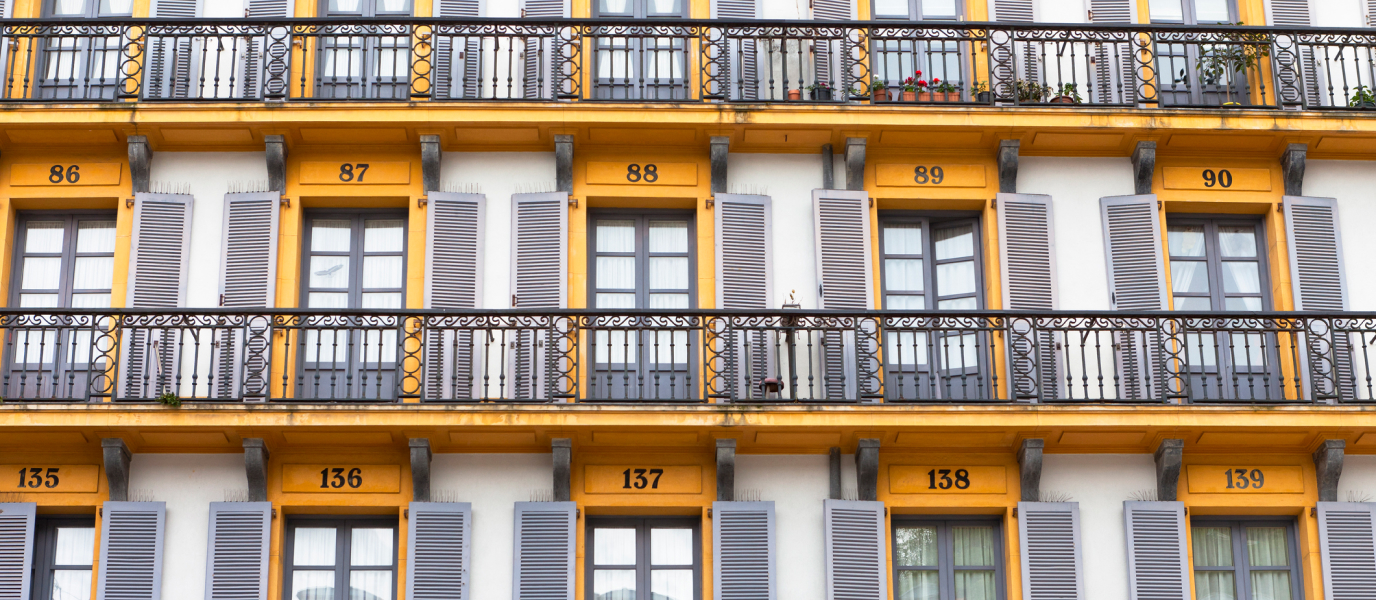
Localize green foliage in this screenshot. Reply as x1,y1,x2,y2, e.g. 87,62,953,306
1350,85,1376,107
156,392,181,407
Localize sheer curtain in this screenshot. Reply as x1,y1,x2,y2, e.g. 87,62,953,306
952,526,997,600
1247,527,1292,600
1193,527,1237,600
893,526,937,600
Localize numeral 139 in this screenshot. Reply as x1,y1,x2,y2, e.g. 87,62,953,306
622,468,664,489
16,467,59,488
1224,468,1264,489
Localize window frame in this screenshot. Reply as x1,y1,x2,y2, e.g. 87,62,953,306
43,0,133,18
1189,517,1303,600
586,209,698,311
298,209,409,311
30,515,96,600
585,516,702,600
592,0,687,19
890,516,1006,600
1147,0,1237,24
870,0,964,21
877,212,985,312
1165,215,1273,313
318,0,414,16
9,211,118,311
281,516,400,600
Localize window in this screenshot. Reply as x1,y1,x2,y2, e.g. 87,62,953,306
587,517,700,600
37,0,130,100
44,0,132,18
284,517,397,600
872,0,961,21
1148,0,1234,24
593,0,686,100
30,516,96,600
1150,0,1245,106
321,0,413,16
892,518,1004,600
1191,519,1301,600
870,0,964,101
315,0,414,99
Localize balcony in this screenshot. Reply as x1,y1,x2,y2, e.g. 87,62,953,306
1,18,1375,110
2,308,1371,404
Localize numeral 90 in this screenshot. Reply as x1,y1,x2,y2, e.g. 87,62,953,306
1202,169,1232,188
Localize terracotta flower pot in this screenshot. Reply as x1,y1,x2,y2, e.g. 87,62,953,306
1050,95,1077,104
902,90,917,102
787,89,801,101
918,91,959,102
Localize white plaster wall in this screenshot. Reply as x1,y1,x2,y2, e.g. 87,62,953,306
1017,156,1133,311
1338,455,1376,502
148,152,270,310
441,152,557,309
430,453,552,600
736,454,829,600
128,453,247,600
1297,160,1376,312
1040,454,1156,600
727,153,825,309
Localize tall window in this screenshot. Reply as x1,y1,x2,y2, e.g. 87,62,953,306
1150,0,1244,106
871,0,964,100
36,0,132,100
284,517,397,600
316,0,414,99
1191,519,1301,600
592,0,687,100
588,212,695,400
587,517,699,600
30,516,95,600
892,519,1004,600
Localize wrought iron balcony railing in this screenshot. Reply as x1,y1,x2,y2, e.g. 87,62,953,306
2,18,1376,109
1,308,1371,405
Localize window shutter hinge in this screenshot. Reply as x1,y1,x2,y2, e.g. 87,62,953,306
868,197,874,208
404,508,409,518
707,508,712,517
1310,507,1316,517
512,294,518,307
280,196,291,208
818,284,823,298
418,196,428,208
990,198,997,208
99,507,102,517
1012,507,1017,518
219,294,225,307
568,196,579,208
706,197,715,209
272,508,277,517
125,197,135,208
1087,9,1093,20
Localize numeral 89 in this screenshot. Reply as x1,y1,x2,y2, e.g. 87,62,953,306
913,166,944,184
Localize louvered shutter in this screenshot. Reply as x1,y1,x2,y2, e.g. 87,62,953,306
1317,501,1376,599
715,194,773,399
147,0,197,99
823,499,885,600
121,193,194,401
1099,195,1165,401
408,502,472,600
1271,0,1318,107
1123,501,1188,600
1284,196,1354,401
97,501,166,600
522,0,567,99
992,0,1037,99
0,503,36,600
1371,0,1376,26
425,193,485,400
1089,0,1134,104
217,192,279,400
243,0,291,99
510,192,567,400
714,501,775,600
810,0,848,88
715,0,759,100
203,502,270,600
438,0,482,99
512,501,575,600
1018,501,1084,600
813,190,874,401
997,193,1059,401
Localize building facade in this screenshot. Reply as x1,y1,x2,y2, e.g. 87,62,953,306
4,0,1376,599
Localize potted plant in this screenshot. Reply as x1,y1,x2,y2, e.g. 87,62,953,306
923,77,961,102
787,88,802,101
901,75,922,102
1050,83,1082,104
971,80,991,103
1193,23,1272,107
868,78,888,103
1014,79,1051,103
1350,85,1376,108
808,81,834,101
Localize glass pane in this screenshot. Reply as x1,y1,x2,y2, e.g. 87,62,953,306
100,0,132,13
364,220,404,252
597,257,636,290
1217,226,1257,257
377,0,411,12
1194,0,1230,22
1174,296,1212,311
934,225,973,260
72,257,113,290
647,0,681,14
311,220,353,252
1194,571,1237,600
25,222,64,253
330,0,363,11
20,294,59,308
361,292,401,309
1246,527,1289,566
1225,297,1262,311
1192,527,1235,567
884,224,922,255
351,528,393,566
54,527,95,565
886,295,925,310
593,570,636,600
936,261,976,296
22,257,62,291
290,570,335,600
1250,571,1292,600
594,528,637,565
76,221,116,253
650,570,693,600
895,571,938,600
921,0,956,18
874,0,907,17
599,0,630,13
349,571,393,600
651,529,693,565
293,528,338,566
71,293,110,309
597,221,636,252
938,297,977,310
894,526,937,566
1222,262,1261,295
954,571,998,600
310,256,351,289
1168,225,1206,256
1170,261,1209,294
649,221,688,253
885,259,924,293
309,292,349,309
52,0,86,16
648,257,688,290
649,293,689,309
362,256,403,289
596,293,636,309
952,526,996,566
50,570,92,600
1148,0,1183,21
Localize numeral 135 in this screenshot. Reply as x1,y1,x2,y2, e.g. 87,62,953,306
16,467,59,488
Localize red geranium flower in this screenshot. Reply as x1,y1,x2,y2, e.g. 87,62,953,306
916,80,928,87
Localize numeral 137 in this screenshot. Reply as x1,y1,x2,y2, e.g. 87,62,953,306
622,468,664,489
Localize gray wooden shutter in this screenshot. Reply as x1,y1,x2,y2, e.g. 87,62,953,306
993,0,1037,96
97,501,166,600
522,0,568,99
716,194,773,399
1099,194,1165,401
1271,0,1318,107
438,0,482,99
810,0,848,87
1317,501,1376,600
203,502,271,600
122,193,194,400
823,499,886,600
1089,0,1134,103
997,193,1059,401
407,502,473,600
1284,195,1354,401
148,0,197,99
714,501,775,600
217,192,279,400
510,192,567,400
243,0,291,99
0,502,36,600
813,190,873,401
715,0,758,100
511,501,576,600
1018,501,1084,600
425,193,485,400
1123,501,1188,600
1371,0,1376,26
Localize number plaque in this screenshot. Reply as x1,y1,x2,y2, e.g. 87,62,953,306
1162,167,1271,191
0,465,99,493
876,164,986,188
586,162,697,186
281,464,401,493
890,465,1008,494
584,465,702,494
1185,465,1304,494
299,161,411,185
11,163,121,187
